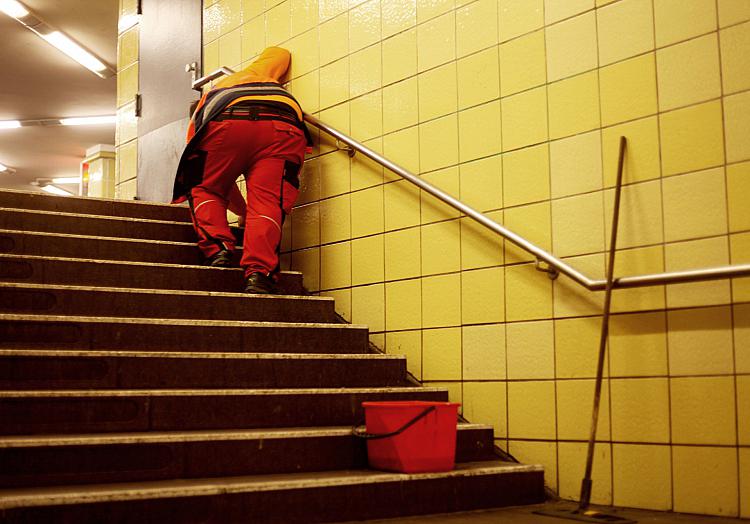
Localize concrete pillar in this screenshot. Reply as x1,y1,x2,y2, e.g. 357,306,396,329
82,145,116,198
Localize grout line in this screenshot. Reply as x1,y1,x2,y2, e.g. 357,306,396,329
488,437,750,448
538,0,561,495
592,2,614,505
394,372,750,382
716,1,744,512
499,8,511,459
648,0,676,510
452,2,467,419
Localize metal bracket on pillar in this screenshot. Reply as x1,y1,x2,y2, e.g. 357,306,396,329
135,93,142,117
185,62,198,85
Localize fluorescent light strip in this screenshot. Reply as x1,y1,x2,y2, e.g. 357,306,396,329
0,163,9,172
60,115,116,126
1,1,112,78
41,185,72,196
42,31,107,73
52,177,80,184
0,0,28,18
0,120,21,129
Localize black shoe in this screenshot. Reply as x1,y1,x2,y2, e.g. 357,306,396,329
205,249,235,267
244,271,277,294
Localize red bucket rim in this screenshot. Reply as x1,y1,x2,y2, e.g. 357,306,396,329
362,401,461,408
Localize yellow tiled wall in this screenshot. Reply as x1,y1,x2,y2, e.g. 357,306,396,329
115,0,140,200
202,0,750,516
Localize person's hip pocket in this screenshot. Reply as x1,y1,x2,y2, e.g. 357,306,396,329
281,160,301,214
182,149,208,190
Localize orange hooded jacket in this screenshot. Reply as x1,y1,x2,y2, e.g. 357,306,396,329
185,47,304,142
173,47,309,202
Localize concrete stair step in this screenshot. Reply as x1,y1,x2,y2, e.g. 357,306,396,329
0,349,406,390
0,315,368,354
0,189,191,223
0,387,448,435
0,283,336,323
0,208,220,243
0,461,545,523
0,254,304,294
0,424,496,488
0,229,207,266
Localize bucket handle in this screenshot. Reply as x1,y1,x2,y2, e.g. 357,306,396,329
352,405,437,440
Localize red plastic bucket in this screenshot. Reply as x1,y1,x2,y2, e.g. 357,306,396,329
361,401,460,473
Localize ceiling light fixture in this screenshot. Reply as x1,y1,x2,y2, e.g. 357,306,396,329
0,0,113,78
0,162,14,173
42,31,108,74
40,185,73,196
0,0,28,18
60,115,117,126
52,176,81,184
0,120,21,129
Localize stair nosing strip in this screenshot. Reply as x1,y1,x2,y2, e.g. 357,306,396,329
0,461,542,509
0,313,365,329
0,282,332,301
0,207,192,226
0,252,240,271
0,228,197,247
0,349,398,359
0,424,491,447
0,188,190,213
0,386,447,397
0,254,303,278
0,254,304,277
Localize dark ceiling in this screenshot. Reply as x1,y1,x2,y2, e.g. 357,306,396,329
0,0,118,192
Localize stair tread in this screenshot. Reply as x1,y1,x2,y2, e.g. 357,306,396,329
0,314,362,329
0,207,190,227
0,386,443,397
0,282,325,301
0,349,395,359
0,253,274,273
0,424,491,447
0,461,540,509
0,189,190,219
0,228,196,247
0,254,302,277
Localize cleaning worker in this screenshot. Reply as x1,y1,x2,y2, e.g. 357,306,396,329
172,47,312,294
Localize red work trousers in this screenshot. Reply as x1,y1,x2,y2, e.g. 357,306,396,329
188,118,306,278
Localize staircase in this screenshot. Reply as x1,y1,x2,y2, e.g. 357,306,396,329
0,188,544,523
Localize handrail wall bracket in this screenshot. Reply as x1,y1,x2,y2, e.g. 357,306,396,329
336,140,356,157
535,259,559,280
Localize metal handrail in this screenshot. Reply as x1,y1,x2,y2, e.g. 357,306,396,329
192,67,750,291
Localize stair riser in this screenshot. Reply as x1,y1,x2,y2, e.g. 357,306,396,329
0,390,448,435
0,319,367,354
0,190,190,222
0,428,494,488
0,256,304,295
0,209,211,243
0,231,205,266
0,470,545,523
0,355,405,389
0,287,335,323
